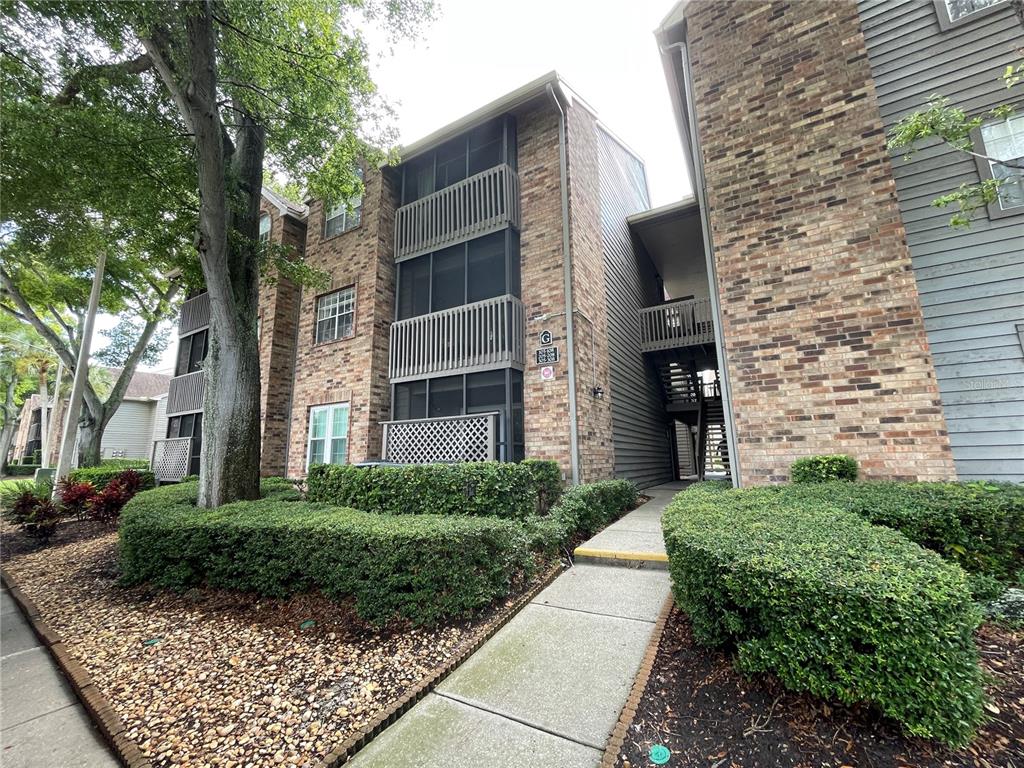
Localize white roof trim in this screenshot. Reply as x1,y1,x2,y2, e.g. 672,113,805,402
261,186,309,220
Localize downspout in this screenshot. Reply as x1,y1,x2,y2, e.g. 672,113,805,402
668,41,743,487
547,83,581,485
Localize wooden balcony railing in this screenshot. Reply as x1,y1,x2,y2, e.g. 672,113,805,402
179,292,210,336
151,437,192,482
639,297,715,352
166,370,204,416
394,163,520,262
389,294,525,383
381,411,499,464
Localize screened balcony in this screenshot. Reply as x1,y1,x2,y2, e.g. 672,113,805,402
389,294,525,382
394,163,521,262
381,411,500,463
178,291,210,336
166,370,205,416
639,297,715,352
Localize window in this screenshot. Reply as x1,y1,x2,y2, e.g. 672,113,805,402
307,403,349,469
977,113,1024,214
176,328,208,376
315,286,355,343
396,230,520,320
324,169,364,237
935,0,1006,28
258,214,271,243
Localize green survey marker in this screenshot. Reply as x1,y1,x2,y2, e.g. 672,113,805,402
649,744,670,765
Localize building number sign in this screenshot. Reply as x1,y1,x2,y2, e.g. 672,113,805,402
535,347,560,365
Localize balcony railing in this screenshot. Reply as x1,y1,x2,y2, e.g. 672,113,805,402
151,437,192,483
394,163,521,262
640,297,715,352
179,292,210,336
389,294,525,383
166,370,205,416
381,411,499,464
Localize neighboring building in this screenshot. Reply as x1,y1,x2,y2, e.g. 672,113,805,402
655,0,1022,484
10,369,170,465
155,14,1020,489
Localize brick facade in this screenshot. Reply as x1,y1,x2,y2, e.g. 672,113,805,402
282,167,397,476
684,0,955,483
256,205,304,476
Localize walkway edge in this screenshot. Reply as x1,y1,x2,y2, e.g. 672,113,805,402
0,567,149,768
599,595,674,767
315,563,563,767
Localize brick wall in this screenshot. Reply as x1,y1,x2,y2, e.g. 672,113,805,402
518,104,574,480
256,205,304,476
685,0,955,482
283,167,395,476
565,105,615,482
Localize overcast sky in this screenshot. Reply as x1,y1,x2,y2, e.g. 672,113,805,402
129,0,690,374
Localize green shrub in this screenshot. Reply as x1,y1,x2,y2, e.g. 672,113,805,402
662,484,984,748
306,461,560,520
67,465,155,491
119,480,531,625
521,458,564,513
530,479,637,552
782,480,1024,581
5,464,40,477
790,454,858,483
100,458,150,470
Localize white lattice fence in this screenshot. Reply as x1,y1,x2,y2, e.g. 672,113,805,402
151,437,192,482
382,412,498,464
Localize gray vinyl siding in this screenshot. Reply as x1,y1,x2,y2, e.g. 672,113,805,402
101,399,157,460
598,129,674,488
859,0,1024,482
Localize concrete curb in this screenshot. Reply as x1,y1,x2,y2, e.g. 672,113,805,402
599,596,674,768
1,567,151,768
315,562,564,767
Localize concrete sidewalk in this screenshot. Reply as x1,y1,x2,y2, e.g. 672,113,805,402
347,483,681,768
574,481,686,567
1,587,117,768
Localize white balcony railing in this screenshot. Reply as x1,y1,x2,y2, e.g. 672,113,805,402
639,297,715,352
179,292,210,336
166,370,205,416
151,437,192,482
394,164,520,262
389,294,525,383
381,411,499,464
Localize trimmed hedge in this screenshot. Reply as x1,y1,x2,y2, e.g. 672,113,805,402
100,458,150,470
790,454,858,483
780,480,1024,582
119,481,531,625
4,464,40,477
530,479,638,552
663,483,984,747
306,461,562,519
68,465,155,491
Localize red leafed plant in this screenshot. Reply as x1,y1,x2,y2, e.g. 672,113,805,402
88,469,144,525
58,479,97,520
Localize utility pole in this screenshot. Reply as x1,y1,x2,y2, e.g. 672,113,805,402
38,361,49,468
54,252,106,481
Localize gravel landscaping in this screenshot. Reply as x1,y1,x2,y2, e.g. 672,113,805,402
617,607,1023,768
2,520,556,767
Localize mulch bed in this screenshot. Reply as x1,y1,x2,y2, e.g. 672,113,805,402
2,521,556,768
618,607,1023,768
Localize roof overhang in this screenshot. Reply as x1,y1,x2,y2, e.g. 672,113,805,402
261,186,309,220
628,196,704,299
654,2,696,184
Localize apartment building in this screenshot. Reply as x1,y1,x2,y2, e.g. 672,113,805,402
655,0,1022,484
154,0,1021,488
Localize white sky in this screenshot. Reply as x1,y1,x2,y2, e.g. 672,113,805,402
123,0,690,374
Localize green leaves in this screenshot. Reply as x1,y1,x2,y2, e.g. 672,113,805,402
789,454,858,483
662,482,988,748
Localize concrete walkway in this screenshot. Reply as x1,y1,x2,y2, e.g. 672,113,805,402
1,587,117,767
574,481,686,567
347,483,682,768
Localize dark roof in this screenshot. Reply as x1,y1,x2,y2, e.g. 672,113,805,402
106,368,172,399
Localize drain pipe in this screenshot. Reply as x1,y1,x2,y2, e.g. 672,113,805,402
667,42,743,487
547,83,581,485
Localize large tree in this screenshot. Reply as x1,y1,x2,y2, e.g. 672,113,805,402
2,0,431,504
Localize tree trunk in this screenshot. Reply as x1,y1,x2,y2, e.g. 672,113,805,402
184,3,263,507
76,411,104,468
0,420,17,471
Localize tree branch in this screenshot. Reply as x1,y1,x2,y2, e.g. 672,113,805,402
140,31,195,136
54,52,154,105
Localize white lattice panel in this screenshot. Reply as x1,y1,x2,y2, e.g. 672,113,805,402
152,438,192,481
383,413,496,464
